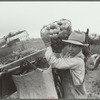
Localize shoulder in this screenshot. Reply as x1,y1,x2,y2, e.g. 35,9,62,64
76,57,85,66
71,56,84,64
70,57,85,69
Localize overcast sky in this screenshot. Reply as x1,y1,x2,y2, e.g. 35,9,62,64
0,1,100,38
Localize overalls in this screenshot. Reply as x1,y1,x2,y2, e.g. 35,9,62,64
57,69,87,99
45,47,87,99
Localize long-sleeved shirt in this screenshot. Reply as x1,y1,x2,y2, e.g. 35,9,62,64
45,46,85,85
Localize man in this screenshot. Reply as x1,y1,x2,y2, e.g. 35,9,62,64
41,30,89,99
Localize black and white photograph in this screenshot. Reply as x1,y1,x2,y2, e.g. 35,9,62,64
0,1,100,99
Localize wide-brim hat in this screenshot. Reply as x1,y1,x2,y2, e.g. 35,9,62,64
62,30,89,46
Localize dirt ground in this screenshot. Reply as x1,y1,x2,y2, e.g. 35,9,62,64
85,67,100,99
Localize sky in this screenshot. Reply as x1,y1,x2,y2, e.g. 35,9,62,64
0,1,100,39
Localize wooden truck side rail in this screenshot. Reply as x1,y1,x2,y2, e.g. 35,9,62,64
0,48,46,98
0,48,46,73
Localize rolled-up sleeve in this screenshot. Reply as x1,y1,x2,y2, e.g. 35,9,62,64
45,47,79,69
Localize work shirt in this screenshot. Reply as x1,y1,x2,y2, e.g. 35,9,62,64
45,46,85,86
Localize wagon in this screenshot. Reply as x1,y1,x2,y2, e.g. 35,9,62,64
0,49,58,99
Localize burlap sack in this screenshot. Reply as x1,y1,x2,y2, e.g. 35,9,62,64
12,66,58,99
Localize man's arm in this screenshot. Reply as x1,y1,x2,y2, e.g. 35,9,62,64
45,46,79,69
41,30,80,69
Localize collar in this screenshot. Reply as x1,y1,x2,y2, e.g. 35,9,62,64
63,50,84,60
75,50,84,60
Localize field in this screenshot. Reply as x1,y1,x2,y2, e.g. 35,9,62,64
79,44,100,98
29,39,100,99
26,39,100,99
0,38,45,65
1,38,100,99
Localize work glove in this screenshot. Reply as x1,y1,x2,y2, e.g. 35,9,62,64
41,30,51,47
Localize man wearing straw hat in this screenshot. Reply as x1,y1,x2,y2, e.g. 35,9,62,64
41,30,88,99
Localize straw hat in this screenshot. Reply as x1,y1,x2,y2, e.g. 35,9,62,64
62,30,89,46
